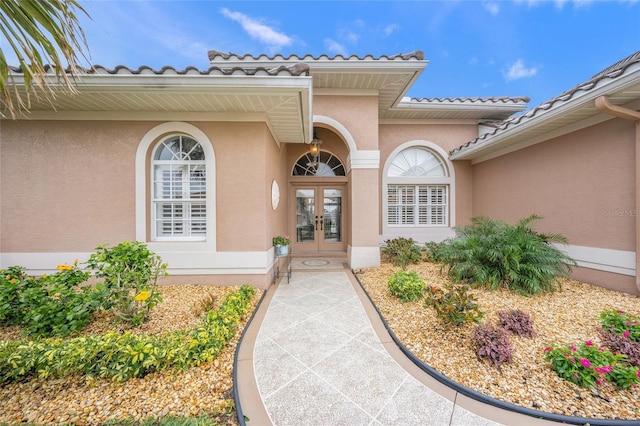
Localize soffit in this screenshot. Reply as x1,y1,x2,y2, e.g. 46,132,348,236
2,65,313,144
451,51,640,162
382,96,530,121
208,51,427,113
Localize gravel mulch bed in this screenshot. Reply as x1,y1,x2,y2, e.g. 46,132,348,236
2,264,639,424
0,285,263,425
358,261,640,421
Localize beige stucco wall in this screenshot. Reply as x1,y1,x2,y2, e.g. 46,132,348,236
472,119,635,250
471,118,637,294
1,120,143,252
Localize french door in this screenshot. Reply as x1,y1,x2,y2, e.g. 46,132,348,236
293,185,346,252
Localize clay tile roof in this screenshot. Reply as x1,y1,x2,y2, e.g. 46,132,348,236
408,96,530,104
9,63,310,77
450,50,640,156
207,50,424,62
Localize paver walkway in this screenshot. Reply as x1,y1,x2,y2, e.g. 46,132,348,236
235,259,559,426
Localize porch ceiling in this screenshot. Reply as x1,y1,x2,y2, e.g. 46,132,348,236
2,65,313,145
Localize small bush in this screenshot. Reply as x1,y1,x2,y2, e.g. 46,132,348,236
600,309,640,342
497,309,536,338
472,325,513,368
387,270,425,302
1,263,102,338
192,292,218,318
544,341,640,389
381,237,422,270
424,284,484,326
422,241,444,263
599,328,640,367
86,241,168,326
436,215,575,295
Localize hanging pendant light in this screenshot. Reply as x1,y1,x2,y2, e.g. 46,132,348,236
309,128,322,157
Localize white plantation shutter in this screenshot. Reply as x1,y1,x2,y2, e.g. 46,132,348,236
386,147,449,227
152,135,206,240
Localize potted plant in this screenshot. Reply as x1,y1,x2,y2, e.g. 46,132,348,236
273,235,291,256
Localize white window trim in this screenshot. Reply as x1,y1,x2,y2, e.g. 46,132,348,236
136,122,216,252
382,141,456,243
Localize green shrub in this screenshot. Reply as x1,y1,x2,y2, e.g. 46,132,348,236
600,309,640,342
0,285,255,384
472,324,513,368
381,237,422,270
424,284,484,326
544,340,640,389
422,241,444,263
86,241,168,326
1,263,101,338
0,266,29,325
387,270,425,302
436,215,575,295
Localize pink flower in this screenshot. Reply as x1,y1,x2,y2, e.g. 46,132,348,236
574,373,579,379
598,347,605,352
544,346,552,352
585,340,593,346
610,324,615,329
571,344,577,351
618,310,625,313
602,365,613,374
580,358,591,368
637,370,640,379
569,357,576,363
624,330,631,338
596,378,604,386
626,322,632,326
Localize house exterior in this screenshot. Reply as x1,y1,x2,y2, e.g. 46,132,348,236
1,50,639,295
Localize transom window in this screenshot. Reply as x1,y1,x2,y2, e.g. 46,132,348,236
292,151,346,176
386,147,449,227
152,135,206,240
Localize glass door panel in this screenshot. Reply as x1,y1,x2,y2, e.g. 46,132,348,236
323,189,341,243
296,189,315,243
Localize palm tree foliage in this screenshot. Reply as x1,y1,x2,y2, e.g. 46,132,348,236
0,0,90,118
435,215,576,295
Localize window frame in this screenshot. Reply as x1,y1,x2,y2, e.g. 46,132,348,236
135,122,216,252
382,141,455,241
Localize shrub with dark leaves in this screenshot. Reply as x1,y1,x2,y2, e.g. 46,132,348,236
599,328,640,368
472,324,513,368
497,309,536,338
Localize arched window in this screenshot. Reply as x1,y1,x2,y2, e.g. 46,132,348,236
152,134,206,240
385,146,450,227
292,151,346,176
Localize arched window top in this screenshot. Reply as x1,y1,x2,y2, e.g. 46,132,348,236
292,151,346,176
154,135,205,161
387,147,446,177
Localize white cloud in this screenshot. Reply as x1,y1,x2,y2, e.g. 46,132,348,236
504,59,538,80
483,2,500,15
324,38,347,56
220,8,292,49
383,23,399,36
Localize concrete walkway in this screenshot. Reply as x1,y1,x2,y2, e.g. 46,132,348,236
235,258,559,426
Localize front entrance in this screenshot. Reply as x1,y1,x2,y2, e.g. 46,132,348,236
293,185,346,252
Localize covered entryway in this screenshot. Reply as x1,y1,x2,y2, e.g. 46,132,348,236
293,185,346,252
289,139,348,254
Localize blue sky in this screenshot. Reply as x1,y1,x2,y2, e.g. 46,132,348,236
35,1,640,109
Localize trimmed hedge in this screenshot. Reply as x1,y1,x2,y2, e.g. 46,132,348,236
0,285,255,383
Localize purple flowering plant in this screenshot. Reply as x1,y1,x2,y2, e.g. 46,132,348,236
544,341,640,389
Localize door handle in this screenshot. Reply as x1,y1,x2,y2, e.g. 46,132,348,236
320,215,324,231
315,215,319,230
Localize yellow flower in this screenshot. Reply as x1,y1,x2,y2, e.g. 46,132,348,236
5,274,10,280
134,291,150,302
57,264,73,271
